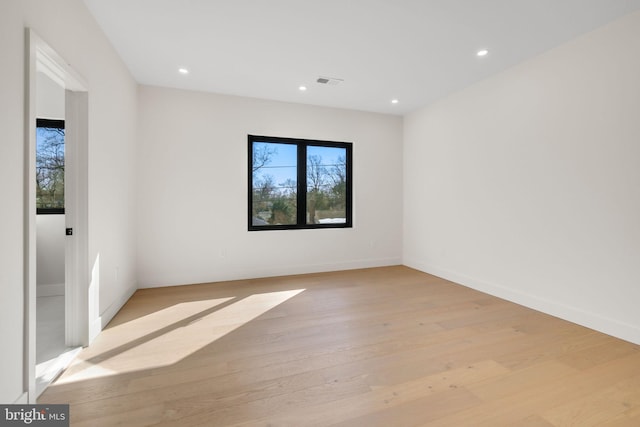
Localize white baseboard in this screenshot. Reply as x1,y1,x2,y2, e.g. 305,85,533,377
37,283,64,297
244,257,403,283
100,283,137,329
89,317,102,344
87,283,136,344
404,258,640,345
13,392,28,404
138,257,402,289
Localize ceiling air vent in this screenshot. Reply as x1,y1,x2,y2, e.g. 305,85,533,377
316,76,344,85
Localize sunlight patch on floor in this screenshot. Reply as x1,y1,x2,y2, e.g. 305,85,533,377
56,289,305,384
96,297,235,352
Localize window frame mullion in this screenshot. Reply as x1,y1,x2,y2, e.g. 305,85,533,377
297,144,307,226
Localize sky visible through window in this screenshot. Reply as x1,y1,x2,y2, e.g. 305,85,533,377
253,142,345,189
254,142,297,188
307,146,345,173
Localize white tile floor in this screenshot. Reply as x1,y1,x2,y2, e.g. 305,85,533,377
37,296,66,364
36,295,80,397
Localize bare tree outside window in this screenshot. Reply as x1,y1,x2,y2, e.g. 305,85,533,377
251,142,297,226
306,146,347,225
36,119,65,213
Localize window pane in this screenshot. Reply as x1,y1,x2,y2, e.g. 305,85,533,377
36,124,65,210
248,135,352,231
252,142,297,226
306,146,347,224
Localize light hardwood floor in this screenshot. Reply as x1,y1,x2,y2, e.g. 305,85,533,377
39,266,640,426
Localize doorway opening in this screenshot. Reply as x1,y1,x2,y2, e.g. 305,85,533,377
34,110,70,394
26,29,89,402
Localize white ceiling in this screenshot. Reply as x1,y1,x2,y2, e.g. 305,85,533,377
83,0,640,115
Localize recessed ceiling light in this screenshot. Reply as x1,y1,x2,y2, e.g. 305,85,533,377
391,99,399,104
299,85,307,91
178,68,189,74
476,49,489,57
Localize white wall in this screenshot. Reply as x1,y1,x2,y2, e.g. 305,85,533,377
36,215,65,295
0,0,137,403
404,11,640,344
137,86,403,287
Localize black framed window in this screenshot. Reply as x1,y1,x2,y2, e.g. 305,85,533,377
249,135,352,231
36,118,65,214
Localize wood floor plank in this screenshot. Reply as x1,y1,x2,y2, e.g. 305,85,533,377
423,352,640,427
329,388,480,427
38,266,640,426
229,360,505,427
541,372,640,426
